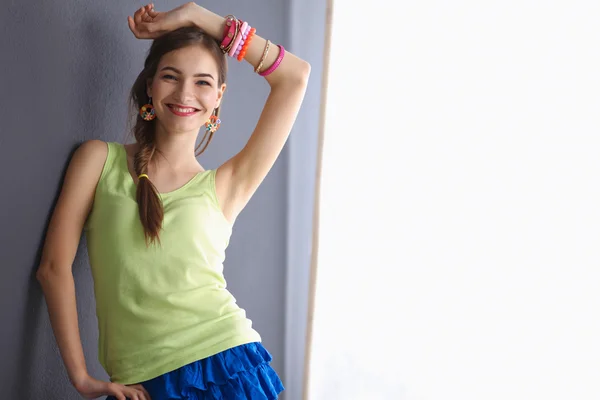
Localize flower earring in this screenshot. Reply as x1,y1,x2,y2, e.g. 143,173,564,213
140,96,156,121
205,112,221,133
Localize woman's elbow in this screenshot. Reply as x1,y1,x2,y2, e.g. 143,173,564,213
296,60,311,85
269,58,311,88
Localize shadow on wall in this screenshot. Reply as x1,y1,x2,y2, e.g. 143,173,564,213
13,5,132,398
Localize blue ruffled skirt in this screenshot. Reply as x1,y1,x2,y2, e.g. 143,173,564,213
107,342,283,399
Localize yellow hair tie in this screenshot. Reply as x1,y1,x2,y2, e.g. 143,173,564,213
138,174,149,180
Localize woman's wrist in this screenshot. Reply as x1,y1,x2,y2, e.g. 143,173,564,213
71,370,91,391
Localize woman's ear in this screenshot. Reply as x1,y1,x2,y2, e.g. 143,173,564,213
216,83,227,108
146,78,153,98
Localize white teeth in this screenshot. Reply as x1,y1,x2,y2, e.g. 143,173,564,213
171,106,196,113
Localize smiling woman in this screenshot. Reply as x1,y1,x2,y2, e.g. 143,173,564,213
35,2,310,400
126,26,230,245
151,53,222,119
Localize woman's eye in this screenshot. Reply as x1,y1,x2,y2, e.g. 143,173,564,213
162,75,208,86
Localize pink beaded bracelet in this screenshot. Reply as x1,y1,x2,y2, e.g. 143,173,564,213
234,23,250,57
228,21,247,57
259,45,285,76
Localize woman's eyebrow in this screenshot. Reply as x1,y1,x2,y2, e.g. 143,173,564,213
160,66,215,80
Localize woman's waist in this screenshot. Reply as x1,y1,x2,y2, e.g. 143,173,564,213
97,285,243,323
98,302,255,353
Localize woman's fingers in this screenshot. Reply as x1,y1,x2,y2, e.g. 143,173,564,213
107,382,151,400
128,3,162,38
121,388,138,400
147,7,159,18
128,387,150,400
141,4,153,21
140,4,151,22
133,6,145,27
130,384,151,400
127,15,136,34
139,385,152,399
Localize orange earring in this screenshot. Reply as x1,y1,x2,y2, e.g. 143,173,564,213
140,96,156,121
205,114,221,133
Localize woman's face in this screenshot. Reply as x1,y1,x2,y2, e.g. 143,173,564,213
148,44,225,135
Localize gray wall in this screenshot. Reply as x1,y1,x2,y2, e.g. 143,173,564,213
0,1,324,399
285,0,326,398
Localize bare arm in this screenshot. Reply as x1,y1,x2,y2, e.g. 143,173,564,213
128,3,310,220
36,140,106,388
190,5,311,220
37,140,151,399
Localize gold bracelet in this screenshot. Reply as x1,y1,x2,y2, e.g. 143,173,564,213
255,40,271,74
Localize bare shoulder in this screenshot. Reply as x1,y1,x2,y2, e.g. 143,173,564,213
37,139,108,275
77,139,109,168
69,139,109,199
61,139,108,201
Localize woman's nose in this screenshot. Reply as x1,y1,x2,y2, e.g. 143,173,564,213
173,81,196,102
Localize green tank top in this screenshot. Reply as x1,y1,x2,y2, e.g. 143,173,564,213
83,141,261,384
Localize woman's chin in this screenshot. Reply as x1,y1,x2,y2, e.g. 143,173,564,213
158,116,205,133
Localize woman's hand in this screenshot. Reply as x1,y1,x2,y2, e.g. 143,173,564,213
74,373,151,400
127,2,198,40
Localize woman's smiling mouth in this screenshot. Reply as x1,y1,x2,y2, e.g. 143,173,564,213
167,104,200,116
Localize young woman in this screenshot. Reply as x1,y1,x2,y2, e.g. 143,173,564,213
36,3,310,399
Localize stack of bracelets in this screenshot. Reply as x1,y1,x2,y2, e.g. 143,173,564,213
219,15,285,76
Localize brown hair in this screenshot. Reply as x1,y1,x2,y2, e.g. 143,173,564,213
128,26,227,246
